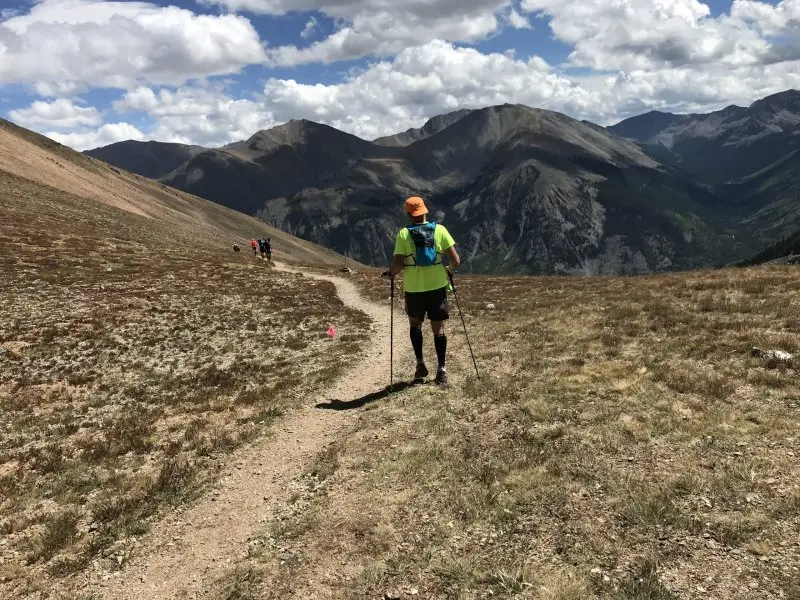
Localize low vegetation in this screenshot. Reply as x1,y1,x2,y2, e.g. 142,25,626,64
740,229,800,266
224,265,799,599
3,140,798,598
0,171,369,597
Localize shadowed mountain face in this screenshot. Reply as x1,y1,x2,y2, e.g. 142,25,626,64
161,119,402,215
79,91,800,274
84,140,205,179
741,227,800,265
248,105,747,274
372,109,473,147
609,90,800,185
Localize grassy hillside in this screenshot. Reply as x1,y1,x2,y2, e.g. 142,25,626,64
0,122,368,596
0,118,356,268
216,266,799,600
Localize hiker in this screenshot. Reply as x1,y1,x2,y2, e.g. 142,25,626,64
250,239,258,256
258,237,267,259
265,238,272,262
383,196,460,385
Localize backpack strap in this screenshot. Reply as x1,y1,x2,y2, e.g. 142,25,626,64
406,221,437,232
404,222,440,267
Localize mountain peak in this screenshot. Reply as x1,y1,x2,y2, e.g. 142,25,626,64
609,110,683,142
373,108,474,146
248,117,367,143
749,89,800,112
248,119,316,140
84,139,205,179
608,88,800,184
238,119,345,153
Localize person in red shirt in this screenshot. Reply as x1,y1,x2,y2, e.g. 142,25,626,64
250,239,258,256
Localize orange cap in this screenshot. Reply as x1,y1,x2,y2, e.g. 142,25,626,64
404,196,428,217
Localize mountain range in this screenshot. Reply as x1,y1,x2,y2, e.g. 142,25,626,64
82,90,800,274
372,109,474,147
84,140,205,179
0,118,348,271
608,90,800,185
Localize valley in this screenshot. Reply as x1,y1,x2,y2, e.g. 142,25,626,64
84,91,800,274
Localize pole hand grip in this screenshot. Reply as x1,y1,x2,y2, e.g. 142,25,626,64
447,269,456,291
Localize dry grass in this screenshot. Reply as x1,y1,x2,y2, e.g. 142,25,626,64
3,120,798,599
226,265,799,600
0,169,369,596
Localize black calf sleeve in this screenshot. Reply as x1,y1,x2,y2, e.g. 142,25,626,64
410,327,424,361
434,335,447,367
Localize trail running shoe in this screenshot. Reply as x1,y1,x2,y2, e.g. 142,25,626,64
435,367,448,386
414,362,429,380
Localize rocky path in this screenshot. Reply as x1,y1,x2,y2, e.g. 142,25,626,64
91,269,400,599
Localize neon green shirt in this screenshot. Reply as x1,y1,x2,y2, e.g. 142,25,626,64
393,222,456,293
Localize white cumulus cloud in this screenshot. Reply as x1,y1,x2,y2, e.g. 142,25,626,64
731,0,800,36
43,33,800,152
300,16,319,39
520,0,770,70
32,81,88,98
0,0,266,87
507,9,532,29
260,38,800,138
10,0,800,152
9,98,102,129
114,85,274,147
262,40,601,138
204,0,511,66
603,60,800,119
266,11,502,65
48,122,145,151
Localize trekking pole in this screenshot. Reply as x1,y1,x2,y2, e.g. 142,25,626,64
389,274,395,392
448,271,480,380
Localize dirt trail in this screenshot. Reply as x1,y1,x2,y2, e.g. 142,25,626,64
91,268,403,600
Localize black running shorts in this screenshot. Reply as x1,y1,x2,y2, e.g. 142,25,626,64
405,287,449,321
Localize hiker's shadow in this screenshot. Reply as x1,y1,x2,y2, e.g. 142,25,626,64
315,381,416,411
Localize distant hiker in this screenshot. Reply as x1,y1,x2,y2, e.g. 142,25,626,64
250,239,258,256
383,196,460,385
265,238,272,262
258,237,267,259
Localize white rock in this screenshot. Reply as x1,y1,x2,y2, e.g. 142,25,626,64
751,347,794,362
486,303,496,310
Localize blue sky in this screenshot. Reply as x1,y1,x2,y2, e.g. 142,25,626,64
0,0,797,149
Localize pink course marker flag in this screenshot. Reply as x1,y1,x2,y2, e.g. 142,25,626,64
327,325,337,338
